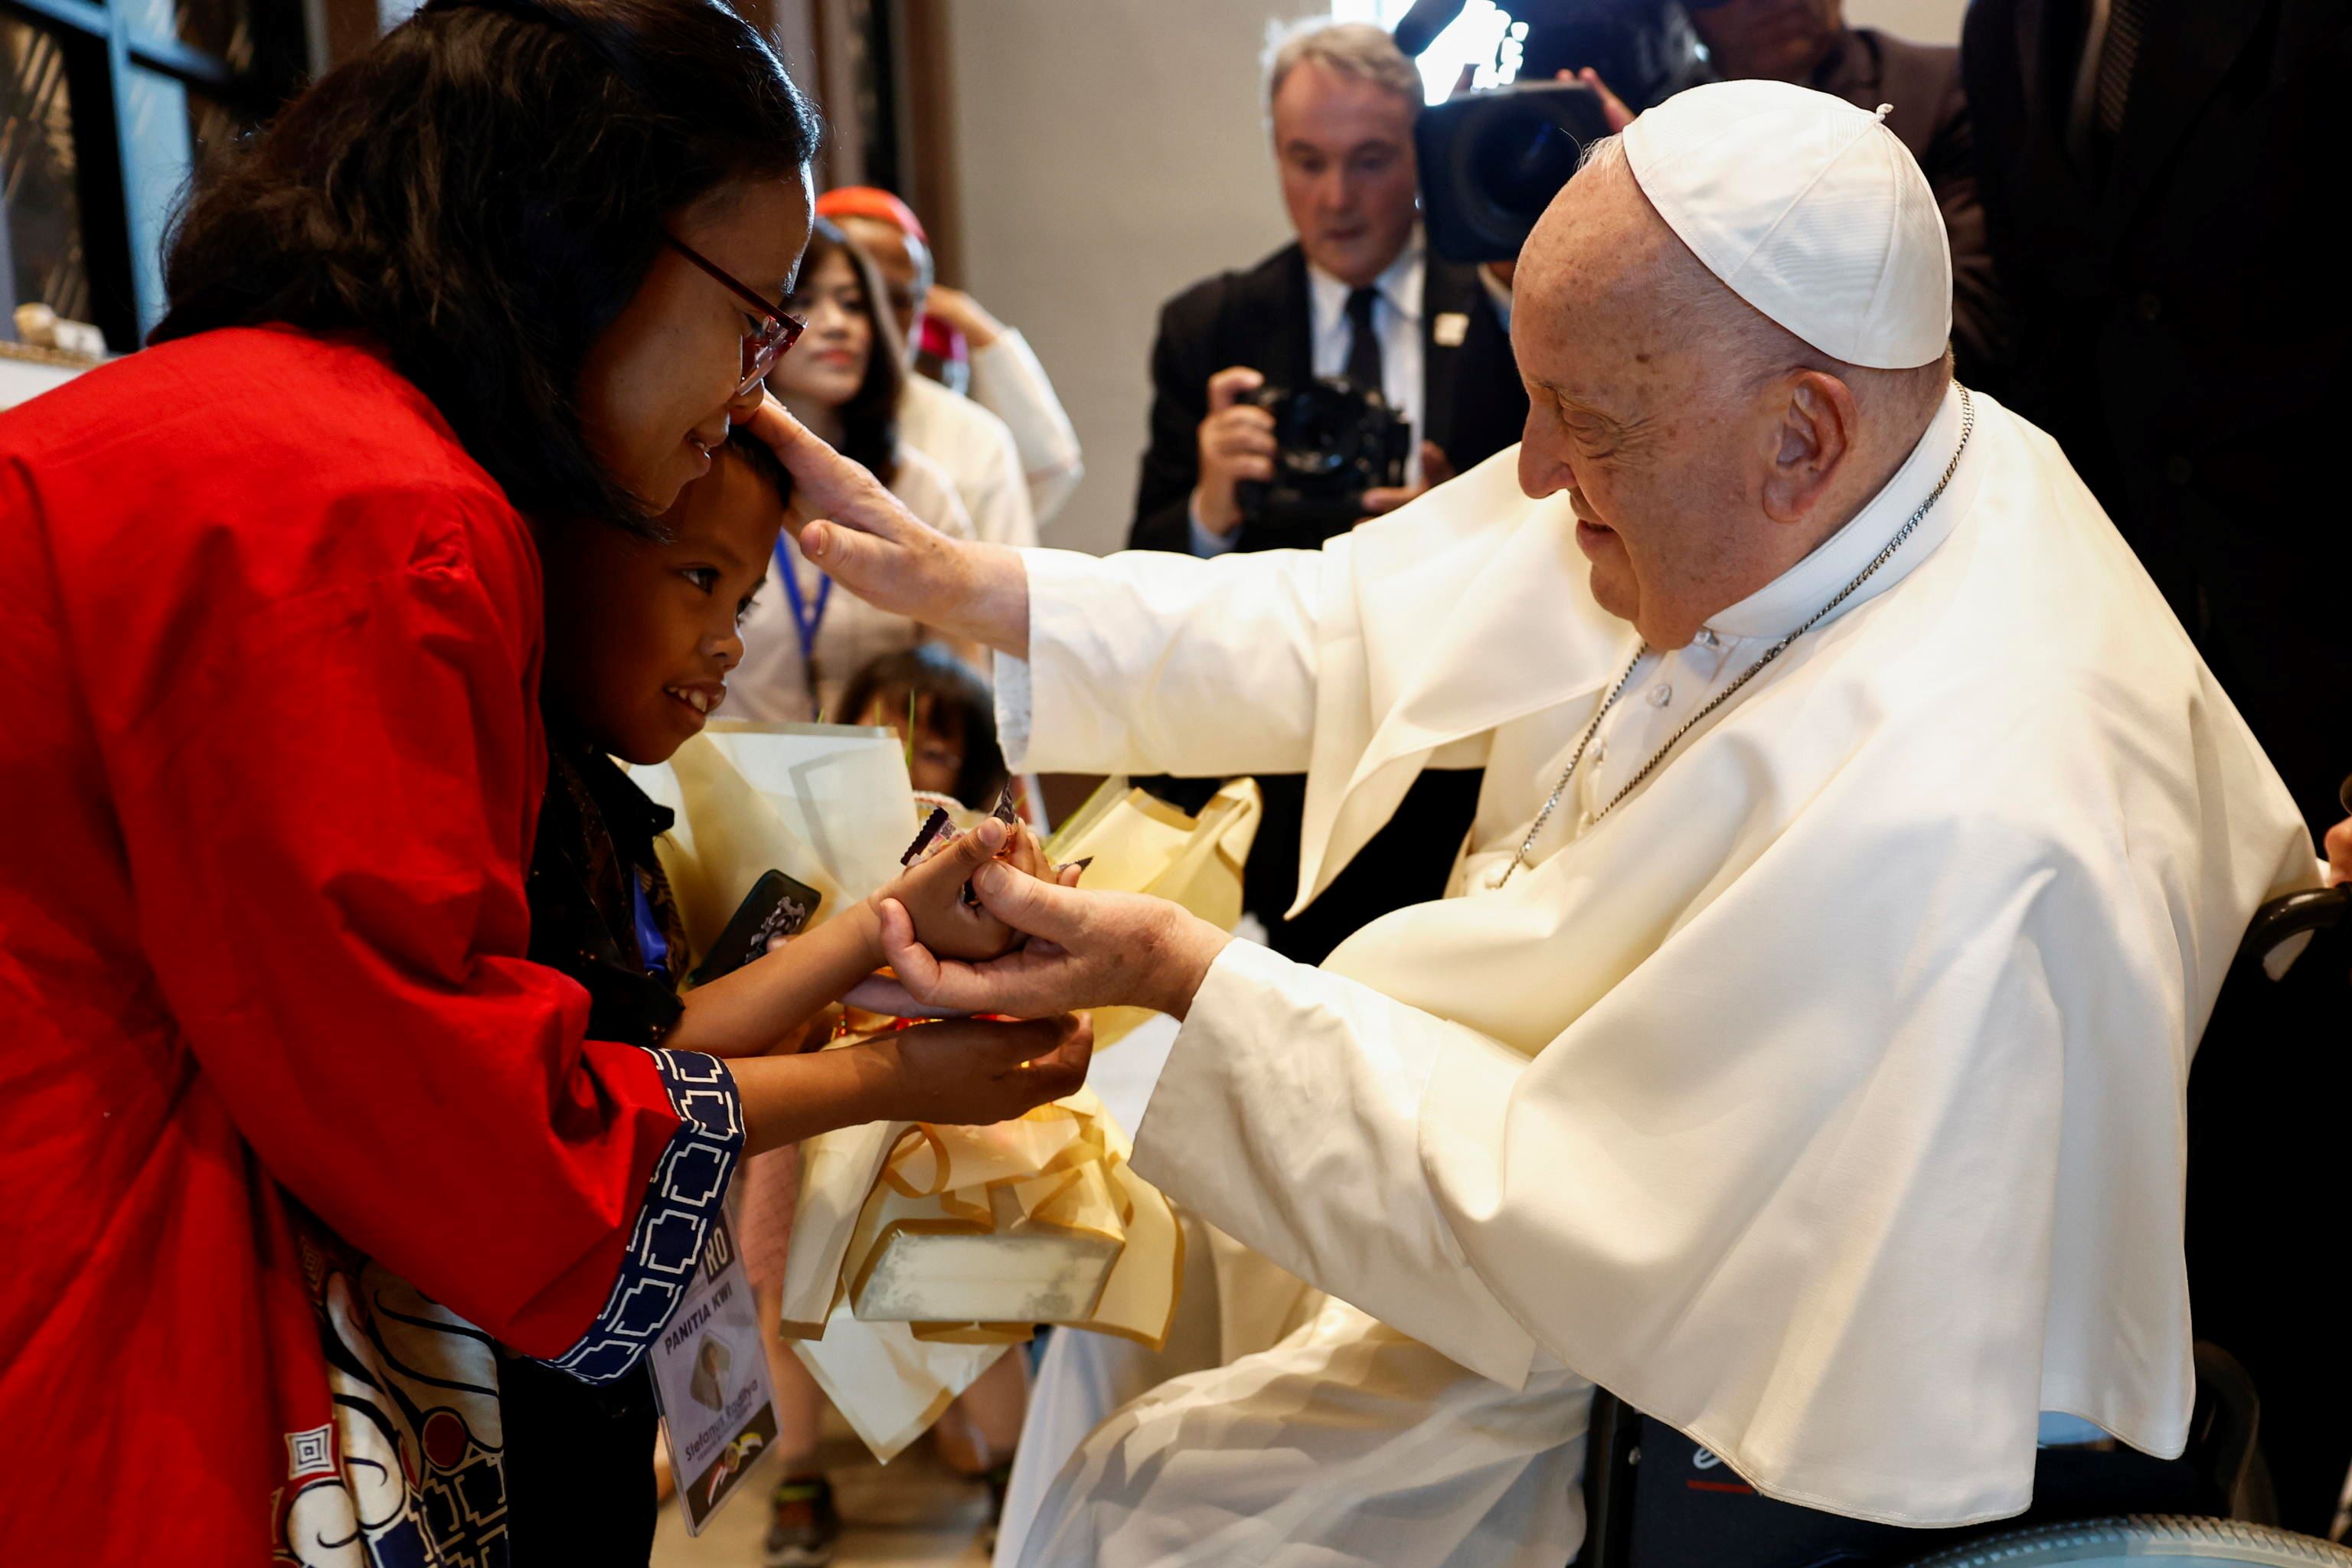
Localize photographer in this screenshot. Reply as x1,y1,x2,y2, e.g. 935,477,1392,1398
1125,20,1517,963
1132,22,1523,560
1410,0,1998,384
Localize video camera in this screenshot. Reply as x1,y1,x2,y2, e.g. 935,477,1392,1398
1235,377,1414,546
1405,0,1714,263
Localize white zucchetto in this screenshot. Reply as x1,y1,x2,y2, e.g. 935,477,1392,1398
1622,79,1952,370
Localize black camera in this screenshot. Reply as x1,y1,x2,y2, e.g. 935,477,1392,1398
1236,377,1413,546
1405,1,1714,264
1417,81,1617,263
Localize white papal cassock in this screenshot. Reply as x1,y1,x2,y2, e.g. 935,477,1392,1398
992,384,2318,1566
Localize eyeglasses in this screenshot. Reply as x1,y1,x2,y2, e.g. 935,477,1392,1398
665,234,805,396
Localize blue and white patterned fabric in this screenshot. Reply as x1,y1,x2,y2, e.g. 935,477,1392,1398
541,1047,744,1383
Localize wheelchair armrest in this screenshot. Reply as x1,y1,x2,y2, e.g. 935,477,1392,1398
2236,885,2347,972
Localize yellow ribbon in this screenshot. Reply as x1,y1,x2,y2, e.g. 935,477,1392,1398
826,1088,1184,1351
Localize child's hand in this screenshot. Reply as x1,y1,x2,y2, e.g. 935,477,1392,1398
998,822,1055,883
873,817,1054,962
864,1011,1093,1125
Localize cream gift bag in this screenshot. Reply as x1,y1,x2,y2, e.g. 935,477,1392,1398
760,1086,990,1463
632,721,912,953
773,1083,1183,1462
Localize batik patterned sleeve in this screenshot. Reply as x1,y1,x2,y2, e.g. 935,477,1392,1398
538,1047,741,1380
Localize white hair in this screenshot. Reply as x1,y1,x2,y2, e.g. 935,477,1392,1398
1263,19,1423,112
1577,130,1629,176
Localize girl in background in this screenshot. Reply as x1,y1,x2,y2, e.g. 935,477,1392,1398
838,643,1012,811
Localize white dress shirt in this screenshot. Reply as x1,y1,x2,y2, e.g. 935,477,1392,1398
898,374,1039,551
1188,237,1428,557
1305,238,1427,455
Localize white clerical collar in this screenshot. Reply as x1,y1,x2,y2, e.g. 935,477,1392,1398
1704,381,1976,646
1307,232,1426,340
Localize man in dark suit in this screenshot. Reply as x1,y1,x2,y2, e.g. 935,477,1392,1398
1681,0,2004,383
1965,0,2352,1531
1965,0,2348,847
1125,21,1521,965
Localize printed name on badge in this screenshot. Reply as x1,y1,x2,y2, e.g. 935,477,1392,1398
648,1214,779,1535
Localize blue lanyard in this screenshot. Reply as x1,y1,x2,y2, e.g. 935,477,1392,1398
629,872,671,978
776,540,833,672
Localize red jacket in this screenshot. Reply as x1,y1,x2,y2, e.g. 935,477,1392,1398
0,328,741,1563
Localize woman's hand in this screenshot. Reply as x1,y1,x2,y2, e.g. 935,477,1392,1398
876,863,1233,1021
745,394,1029,655
1564,67,1635,132
920,286,1004,350
864,1011,1094,1125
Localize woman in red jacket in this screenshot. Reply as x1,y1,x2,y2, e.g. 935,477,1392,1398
0,2,1086,1562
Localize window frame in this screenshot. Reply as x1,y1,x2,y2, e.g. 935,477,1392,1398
3,0,305,350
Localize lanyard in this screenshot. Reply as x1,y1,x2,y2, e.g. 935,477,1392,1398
776,540,834,674
629,871,671,978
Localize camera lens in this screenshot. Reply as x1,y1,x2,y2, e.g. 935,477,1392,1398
1419,83,1618,263
1478,116,1589,213
1283,389,1356,478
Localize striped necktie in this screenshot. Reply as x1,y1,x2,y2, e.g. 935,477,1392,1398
2092,0,2148,140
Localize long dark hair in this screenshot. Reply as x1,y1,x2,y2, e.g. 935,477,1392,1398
152,0,820,534
776,217,905,485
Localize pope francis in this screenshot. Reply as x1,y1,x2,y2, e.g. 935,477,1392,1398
757,82,2321,1568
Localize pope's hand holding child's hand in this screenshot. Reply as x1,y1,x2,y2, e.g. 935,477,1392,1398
873,866,1231,1024
868,816,1060,965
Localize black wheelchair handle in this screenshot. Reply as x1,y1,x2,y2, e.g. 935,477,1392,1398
2236,884,2350,969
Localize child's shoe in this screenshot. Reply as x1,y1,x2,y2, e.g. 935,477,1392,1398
761,1475,839,1567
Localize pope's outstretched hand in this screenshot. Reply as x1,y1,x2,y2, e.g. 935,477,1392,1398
747,393,1030,655
874,866,1234,1023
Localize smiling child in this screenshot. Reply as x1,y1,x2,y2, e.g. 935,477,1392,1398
511,426,1055,1555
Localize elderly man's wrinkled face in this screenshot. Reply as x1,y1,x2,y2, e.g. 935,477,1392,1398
1511,153,1886,649
1272,61,1422,289
1511,161,1770,646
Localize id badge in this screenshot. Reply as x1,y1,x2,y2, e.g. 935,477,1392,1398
648,1214,779,1535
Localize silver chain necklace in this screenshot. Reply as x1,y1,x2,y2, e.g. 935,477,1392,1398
1497,386,1975,887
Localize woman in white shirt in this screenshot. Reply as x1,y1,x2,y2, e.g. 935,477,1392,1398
733,217,975,725
815,185,1080,535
